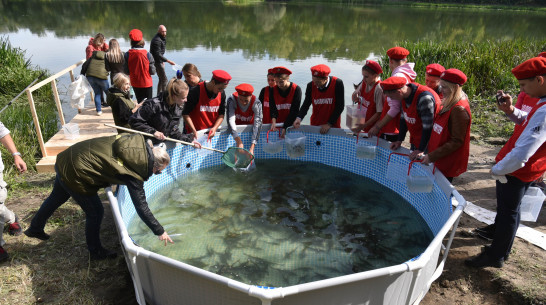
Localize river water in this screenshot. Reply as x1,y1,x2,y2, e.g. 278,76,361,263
1,1,545,122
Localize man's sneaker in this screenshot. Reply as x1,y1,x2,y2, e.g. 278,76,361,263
8,215,23,236
24,228,50,240
0,246,9,263
465,251,504,268
474,223,495,240
90,247,117,260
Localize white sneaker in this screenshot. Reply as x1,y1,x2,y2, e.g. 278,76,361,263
97,111,102,116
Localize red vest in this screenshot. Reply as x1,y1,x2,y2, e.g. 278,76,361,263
273,83,297,124
514,92,540,134
189,82,222,131
262,86,272,124
127,49,152,88
379,99,400,135
401,84,441,148
311,77,340,128
359,81,379,132
428,99,472,177
496,102,546,182
233,93,256,125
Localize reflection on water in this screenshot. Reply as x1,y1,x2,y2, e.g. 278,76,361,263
128,160,433,287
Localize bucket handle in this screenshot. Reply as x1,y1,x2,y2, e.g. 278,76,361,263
266,129,281,143
387,152,410,165
356,131,379,146
408,159,437,176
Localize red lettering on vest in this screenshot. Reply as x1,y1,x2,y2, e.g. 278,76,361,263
428,99,472,177
311,77,340,128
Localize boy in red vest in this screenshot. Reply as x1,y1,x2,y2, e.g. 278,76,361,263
466,57,546,268
226,83,263,155
381,76,441,160
293,64,344,134
425,63,445,97
259,68,276,125
269,66,302,134
183,70,231,140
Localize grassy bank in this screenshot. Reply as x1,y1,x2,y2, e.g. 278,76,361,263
0,36,56,182
381,39,546,139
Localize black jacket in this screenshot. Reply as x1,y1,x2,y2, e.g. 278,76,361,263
150,33,168,64
129,92,192,144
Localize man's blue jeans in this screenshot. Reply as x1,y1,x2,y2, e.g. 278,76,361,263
86,76,109,112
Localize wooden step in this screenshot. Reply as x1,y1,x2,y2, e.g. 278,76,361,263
36,156,57,173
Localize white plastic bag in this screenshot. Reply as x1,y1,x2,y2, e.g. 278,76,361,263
197,134,214,156
68,75,91,109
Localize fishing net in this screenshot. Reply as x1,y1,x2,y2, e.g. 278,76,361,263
221,147,255,168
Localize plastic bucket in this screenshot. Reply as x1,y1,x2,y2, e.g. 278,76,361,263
355,134,377,160
345,102,367,129
263,129,284,154
406,160,434,193
285,129,306,158
62,123,80,140
520,186,545,222
385,152,409,182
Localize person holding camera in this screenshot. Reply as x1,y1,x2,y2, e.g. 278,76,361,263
466,57,546,268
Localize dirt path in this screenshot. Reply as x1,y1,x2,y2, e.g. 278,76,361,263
1,143,545,304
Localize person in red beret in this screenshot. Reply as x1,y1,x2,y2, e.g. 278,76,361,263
226,83,263,155
183,69,231,139
350,60,385,134
417,68,472,182
293,64,344,134
268,66,302,134
368,47,417,142
380,76,441,160
124,29,156,103
466,57,546,269
259,68,277,125
425,63,445,97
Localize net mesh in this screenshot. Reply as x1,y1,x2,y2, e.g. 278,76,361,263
221,147,254,168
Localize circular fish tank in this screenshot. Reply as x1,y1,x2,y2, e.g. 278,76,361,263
108,125,467,305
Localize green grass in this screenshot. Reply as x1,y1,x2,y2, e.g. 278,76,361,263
0,36,57,183
380,39,546,139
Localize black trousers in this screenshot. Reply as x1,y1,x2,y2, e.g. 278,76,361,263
487,175,531,260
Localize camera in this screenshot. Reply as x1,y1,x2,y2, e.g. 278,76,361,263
496,91,506,105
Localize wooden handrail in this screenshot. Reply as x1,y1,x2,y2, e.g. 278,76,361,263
28,59,85,93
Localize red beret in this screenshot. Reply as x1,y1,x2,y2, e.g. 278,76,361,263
273,66,292,75
511,57,546,80
381,76,407,91
426,63,445,77
538,52,546,58
235,83,254,96
440,68,467,86
267,68,275,75
387,47,410,60
310,64,330,78
364,60,382,74
129,29,143,42
211,70,232,84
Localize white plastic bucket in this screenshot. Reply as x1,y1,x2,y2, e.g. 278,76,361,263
406,161,434,193
263,129,284,154
62,123,80,140
345,103,367,130
285,129,305,158
355,134,377,160
520,186,545,222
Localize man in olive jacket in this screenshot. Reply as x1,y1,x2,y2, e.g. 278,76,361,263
25,134,173,260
